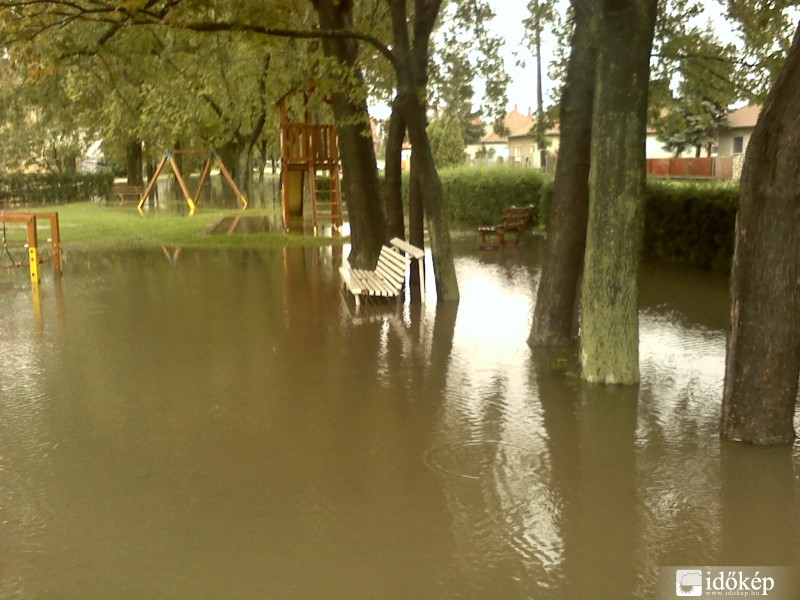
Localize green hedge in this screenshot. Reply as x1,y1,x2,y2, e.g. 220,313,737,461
643,180,738,270
0,172,114,206
397,166,552,227
428,168,737,271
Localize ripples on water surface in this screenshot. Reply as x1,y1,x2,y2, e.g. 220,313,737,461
1,239,798,599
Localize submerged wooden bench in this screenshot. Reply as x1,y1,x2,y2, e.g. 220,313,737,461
477,205,535,249
339,237,425,309
112,184,144,206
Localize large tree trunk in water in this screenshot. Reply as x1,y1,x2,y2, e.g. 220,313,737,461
313,0,385,268
579,0,657,385
720,25,800,445
402,94,459,302
126,139,143,186
529,5,595,347
388,0,458,302
383,98,406,241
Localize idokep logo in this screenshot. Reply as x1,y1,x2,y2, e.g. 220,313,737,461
675,569,703,596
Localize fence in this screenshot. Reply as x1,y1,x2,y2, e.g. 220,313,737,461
646,156,737,180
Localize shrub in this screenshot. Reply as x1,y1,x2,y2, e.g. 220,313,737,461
644,180,738,270
0,172,114,206
390,168,737,270
392,166,550,226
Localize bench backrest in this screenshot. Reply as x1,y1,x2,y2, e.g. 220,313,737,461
375,245,410,290
502,205,534,229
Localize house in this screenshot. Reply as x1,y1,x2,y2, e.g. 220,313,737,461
717,104,760,157
507,121,560,171
645,127,675,159
465,108,534,164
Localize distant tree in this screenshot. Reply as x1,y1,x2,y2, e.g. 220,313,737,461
428,115,466,168
653,25,737,157
657,100,729,157
523,0,558,147
428,1,509,147
726,0,800,101
0,59,87,173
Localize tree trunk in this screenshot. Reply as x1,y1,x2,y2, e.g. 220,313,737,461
383,98,406,241
312,0,385,269
400,90,459,302
408,152,425,302
720,25,800,445
235,140,254,198
579,0,657,385
389,0,458,302
126,139,143,186
529,5,595,347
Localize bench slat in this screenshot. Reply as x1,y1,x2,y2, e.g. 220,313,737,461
375,264,405,287
376,255,408,281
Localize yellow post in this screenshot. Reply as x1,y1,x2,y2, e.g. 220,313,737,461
26,216,40,284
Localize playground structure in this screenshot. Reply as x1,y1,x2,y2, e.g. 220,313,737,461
278,87,343,233
137,149,248,216
1,211,63,284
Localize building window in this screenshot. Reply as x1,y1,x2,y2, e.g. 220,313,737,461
733,136,744,154
514,147,521,160
529,146,535,155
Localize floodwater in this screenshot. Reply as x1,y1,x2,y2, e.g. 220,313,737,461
1,239,798,599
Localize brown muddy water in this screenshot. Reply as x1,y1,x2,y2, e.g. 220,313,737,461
1,239,798,599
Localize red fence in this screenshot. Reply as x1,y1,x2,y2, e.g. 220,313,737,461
646,156,734,179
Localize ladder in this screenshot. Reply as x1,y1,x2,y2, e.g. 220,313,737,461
308,164,343,232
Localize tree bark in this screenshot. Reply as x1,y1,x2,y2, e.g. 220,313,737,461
579,0,657,385
529,4,595,347
720,25,800,445
383,98,406,241
389,0,459,302
312,0,385,269
126,139,143,186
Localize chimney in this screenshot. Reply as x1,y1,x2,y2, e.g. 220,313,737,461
514,103,518,112
528,107,531,117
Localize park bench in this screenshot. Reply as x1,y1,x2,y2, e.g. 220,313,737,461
477,205,535,249
112,184,144,206
340,237,425,309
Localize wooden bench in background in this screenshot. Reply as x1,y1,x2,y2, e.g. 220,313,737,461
477,205,535,249
339,237,425,309
112,184,144,206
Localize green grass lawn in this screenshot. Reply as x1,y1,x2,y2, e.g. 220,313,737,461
2,202,344,252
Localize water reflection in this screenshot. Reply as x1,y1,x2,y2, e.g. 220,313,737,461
1,241,799,599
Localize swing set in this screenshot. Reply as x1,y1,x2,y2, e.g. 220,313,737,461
137,149,248,216
1,211,63,284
